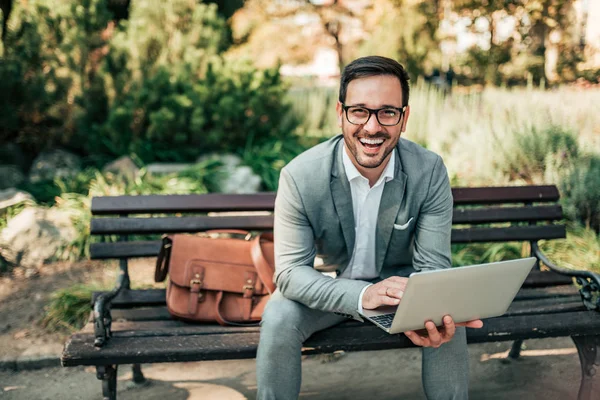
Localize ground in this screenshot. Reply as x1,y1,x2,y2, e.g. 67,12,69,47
0,260,587,399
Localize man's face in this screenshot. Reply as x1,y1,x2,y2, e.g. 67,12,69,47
336,75,410,171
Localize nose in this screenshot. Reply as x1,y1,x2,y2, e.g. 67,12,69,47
363,111,382,133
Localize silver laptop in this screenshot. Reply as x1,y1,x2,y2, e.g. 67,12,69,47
359,257,537,334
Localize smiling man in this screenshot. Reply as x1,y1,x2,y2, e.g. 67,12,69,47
256,56,482,400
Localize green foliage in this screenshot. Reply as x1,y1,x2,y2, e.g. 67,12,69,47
74,0,298,164
241,135,321,191
452,241,525,267
539,223,600,274
0,0,112,154
42,284,102,332
500,125,579,184
560,154,600,233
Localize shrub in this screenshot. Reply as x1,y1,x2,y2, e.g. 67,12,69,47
452,242,525,267
41,284,101,332
500,125,579,184
0,0,113,155
560,154,600,233
539,223,600,274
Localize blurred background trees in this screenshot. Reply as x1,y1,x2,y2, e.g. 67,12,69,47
0,0,599,268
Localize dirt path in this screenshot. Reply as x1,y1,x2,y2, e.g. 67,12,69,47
0,337,582,399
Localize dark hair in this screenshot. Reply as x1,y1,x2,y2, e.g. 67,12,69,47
339,56,410,106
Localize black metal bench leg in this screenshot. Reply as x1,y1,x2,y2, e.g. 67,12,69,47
132,364,146,384
572,335,600,400
97,365,118,400
508,339,524,359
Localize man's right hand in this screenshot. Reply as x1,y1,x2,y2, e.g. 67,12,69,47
362,276,408,310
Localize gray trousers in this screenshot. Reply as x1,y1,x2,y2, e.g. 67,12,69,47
256,290,469,400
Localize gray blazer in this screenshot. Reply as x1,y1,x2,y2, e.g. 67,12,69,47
274,135,453,320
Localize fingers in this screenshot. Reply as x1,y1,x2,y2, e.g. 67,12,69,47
404,330,426,347
456,319,484,328
425,321,442,347
378,286,404,299
442,315,456,339
378,295,400,306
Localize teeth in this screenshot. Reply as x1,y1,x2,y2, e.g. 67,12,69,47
359,138,384,145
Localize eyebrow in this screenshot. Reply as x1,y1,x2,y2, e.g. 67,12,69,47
348,103,403,109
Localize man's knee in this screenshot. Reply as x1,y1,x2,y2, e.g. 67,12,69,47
260,292,308,342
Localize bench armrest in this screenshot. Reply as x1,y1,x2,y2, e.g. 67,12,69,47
531,242,600,311
93,264,131,347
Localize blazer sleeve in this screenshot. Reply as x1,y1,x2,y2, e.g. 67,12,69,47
274,168,370,318
412,156,453,271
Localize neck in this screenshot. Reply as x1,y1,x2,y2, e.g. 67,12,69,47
345,145,392,187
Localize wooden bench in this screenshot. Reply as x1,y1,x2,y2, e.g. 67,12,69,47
61,185,600,400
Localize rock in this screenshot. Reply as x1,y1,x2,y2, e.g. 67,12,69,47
197,153,243,169
28,149,81,183
146,163,193,176
0,207,77,268
219,165,262,194
0,188,33,211
102,156,140,181
0,143,28,171
0,166,25,190
196,153,262,194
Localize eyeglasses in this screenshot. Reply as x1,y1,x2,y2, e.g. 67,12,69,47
341,104,406,126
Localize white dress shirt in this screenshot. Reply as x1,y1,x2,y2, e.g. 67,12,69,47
339,145,396,311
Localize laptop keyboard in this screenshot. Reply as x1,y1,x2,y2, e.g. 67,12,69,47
369,313,395,329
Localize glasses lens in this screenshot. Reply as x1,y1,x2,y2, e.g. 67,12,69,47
346,106,369,125
377,108,401,126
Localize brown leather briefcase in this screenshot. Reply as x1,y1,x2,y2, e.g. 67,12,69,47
154,232,275,325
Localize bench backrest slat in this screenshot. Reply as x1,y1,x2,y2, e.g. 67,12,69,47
89,225,566,259
451,225,566,243
90,185,560,215
90,215,275,235
90,205,563,235
91,193,277,215
451,185,559,205
88,185,566,260
452,205,562,224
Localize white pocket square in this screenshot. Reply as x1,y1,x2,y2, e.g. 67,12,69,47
393,217,414,230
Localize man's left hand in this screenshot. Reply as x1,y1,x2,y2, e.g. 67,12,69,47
404,316,483,348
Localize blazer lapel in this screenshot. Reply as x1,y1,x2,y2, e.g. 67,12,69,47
375,149,407,273
331,141,356,260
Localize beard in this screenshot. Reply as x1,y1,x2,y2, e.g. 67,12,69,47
343,126,398,170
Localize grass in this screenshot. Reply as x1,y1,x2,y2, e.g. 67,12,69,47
41,284,104,333
286,83,600,186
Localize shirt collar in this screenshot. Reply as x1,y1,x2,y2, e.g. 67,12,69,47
342,144,396,186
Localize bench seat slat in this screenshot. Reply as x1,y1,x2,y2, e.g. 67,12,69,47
91,215,274,235
92,280,578,309
79,296,586,338
103,296,585,324
61,310,600,367
89,225,567,259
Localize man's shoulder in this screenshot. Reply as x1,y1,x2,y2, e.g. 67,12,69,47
283,135,342,177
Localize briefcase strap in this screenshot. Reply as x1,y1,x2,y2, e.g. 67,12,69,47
251,233,275,294
214,291,260,327
155,235,172,282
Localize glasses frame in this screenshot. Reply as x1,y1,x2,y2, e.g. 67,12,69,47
341,103,407,127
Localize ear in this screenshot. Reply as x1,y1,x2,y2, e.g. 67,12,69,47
336,101,343,128
400,105,410,133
